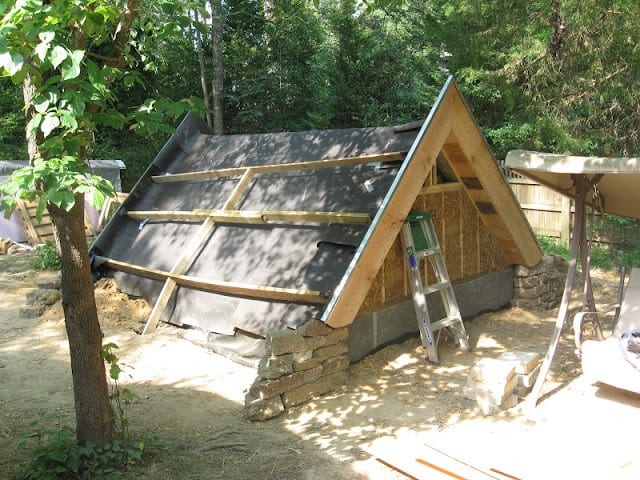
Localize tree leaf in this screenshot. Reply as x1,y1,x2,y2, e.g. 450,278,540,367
49,45,68,69
0,51,24,76
61,50,84,80
41,114,60,137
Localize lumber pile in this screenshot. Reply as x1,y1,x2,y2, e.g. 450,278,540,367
463,351,542,415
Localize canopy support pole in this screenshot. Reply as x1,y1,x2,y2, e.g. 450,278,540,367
528,174,593,406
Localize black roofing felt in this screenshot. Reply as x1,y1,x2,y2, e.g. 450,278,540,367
92,114,420,337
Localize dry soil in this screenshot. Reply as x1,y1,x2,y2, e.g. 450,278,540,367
0,252,638,479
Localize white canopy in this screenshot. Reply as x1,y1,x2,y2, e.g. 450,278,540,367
506,150,640,219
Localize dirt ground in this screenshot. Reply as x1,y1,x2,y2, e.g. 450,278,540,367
1,251,639,480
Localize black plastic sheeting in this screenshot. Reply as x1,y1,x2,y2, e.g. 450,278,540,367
92,114,421,340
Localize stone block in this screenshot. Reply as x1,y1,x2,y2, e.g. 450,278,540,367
249,370,308,400
297,319,332,337
281,372,346,408
321,354,350,376
469,358,515,384
19,305,46,318
266,329,306,356
26,288,61,306
35,272,61,290
323,327,349,346
516,364,541,388
497,351,542,375
304,335,328,351
466,374,518,404
245,393,285,421
514,284,548,299
257,354,294,380
313,343,348,362
514,276,541,289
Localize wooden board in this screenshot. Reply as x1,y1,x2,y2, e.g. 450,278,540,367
127,209,372,225
152,151,406,184
365,437,522,480
142,169,256,334
103,257,328,304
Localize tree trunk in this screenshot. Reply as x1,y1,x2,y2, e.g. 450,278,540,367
49,196,115,445
194,8,213,127
210,0,224,135
22,72,42,161
548,0,565,60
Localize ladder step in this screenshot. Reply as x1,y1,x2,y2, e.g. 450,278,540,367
416,247,441,258
422,281,451,295
431,316,463,331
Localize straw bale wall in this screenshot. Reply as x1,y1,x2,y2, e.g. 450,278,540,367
358,183,509,316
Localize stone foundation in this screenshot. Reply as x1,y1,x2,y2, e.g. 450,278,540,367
245,319,349,421
512,253,566,311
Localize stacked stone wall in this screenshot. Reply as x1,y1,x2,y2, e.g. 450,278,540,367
245,320,349,421
512,253,566,311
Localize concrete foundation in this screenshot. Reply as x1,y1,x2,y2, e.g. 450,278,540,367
348,268,514,362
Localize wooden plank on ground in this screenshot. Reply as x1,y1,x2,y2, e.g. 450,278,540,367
141,169,256,335
365,437,519,480
127,209,371,225
103,257,327,304
151,151,406,184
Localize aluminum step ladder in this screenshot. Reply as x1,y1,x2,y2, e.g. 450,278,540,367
401,212,471,363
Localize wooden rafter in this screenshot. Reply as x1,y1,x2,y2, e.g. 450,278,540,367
151,151,406,184
127,209,372,225
141,169,256,334
103,257,327,304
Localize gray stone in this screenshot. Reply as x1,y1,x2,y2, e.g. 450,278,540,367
297,319,332,337
257,354,294,380
281,372,346,408
266,329,306,356
249,366,322,400
35,272,61,290
19,305,47,318
313,343,348,362
26,288,61,306
244,394,285,421
321,354,350,376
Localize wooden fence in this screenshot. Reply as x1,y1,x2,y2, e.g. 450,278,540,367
503,169,640,250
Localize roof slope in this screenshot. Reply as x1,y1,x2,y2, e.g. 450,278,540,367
92,77,540,336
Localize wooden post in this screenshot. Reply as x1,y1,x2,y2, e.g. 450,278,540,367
528,174,586,406
559,196,571,244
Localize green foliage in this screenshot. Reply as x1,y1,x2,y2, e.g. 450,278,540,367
14,343,150,480
15,425,147,480
32,241,60,271
622,246,640,268
537,235,617,270
101,343,137,444
536,235,571,260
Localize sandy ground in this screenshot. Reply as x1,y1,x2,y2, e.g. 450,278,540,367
1,251,639,479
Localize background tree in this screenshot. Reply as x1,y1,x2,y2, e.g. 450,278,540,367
0,0,196,445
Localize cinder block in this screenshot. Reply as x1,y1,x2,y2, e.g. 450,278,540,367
469,358,515,384
516,363,541,388
497,351,542,375
466,374,518,404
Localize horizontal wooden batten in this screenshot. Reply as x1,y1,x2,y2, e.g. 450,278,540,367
127,209,372,225
100,257,328,304
420,182,463,194
151,151,407,184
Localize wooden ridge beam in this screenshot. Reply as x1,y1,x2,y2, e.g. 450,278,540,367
151,151,406,184
102,257,328,304
127,209,372,225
